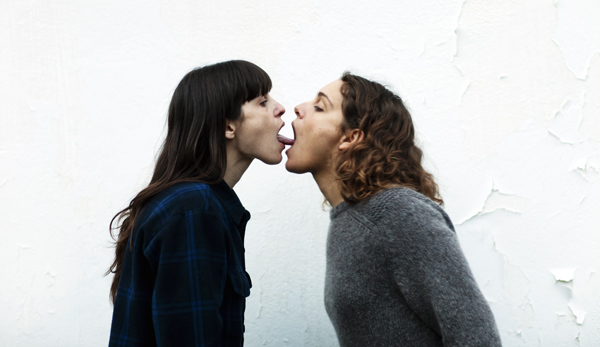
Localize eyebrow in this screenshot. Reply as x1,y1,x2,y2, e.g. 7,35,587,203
317,92,334,109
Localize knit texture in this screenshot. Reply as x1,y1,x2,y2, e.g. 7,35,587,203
325,187,502,347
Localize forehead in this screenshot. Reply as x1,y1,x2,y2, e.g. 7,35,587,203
319,79,343,105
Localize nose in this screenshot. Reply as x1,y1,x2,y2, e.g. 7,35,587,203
275,101,285,118
294,105,303,119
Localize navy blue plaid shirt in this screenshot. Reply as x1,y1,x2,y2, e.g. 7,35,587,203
109,181,251,346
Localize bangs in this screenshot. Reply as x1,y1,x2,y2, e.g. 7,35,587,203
230,60,272,102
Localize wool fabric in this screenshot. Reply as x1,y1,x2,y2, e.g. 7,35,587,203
325,187,502,346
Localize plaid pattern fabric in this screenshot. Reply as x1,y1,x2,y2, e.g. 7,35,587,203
109,181,251,346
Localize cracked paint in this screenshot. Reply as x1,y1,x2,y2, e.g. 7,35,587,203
1,1,599,346
551,268,576,296
550,267,595,329
503,258,534,325
548,92,586,144
551,268,576,283
568,304,586,325
553,0,600,80
457,187,530,225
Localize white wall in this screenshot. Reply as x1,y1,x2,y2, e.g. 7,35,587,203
1,1,598,346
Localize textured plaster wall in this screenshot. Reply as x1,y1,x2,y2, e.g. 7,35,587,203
1,1,598,346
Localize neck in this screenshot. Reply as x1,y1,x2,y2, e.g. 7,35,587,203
312,169,344,207
223,145,253,189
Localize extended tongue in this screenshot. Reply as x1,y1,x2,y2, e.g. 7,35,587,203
277,134,295,146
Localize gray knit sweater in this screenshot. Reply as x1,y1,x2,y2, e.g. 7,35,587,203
325,187,502,346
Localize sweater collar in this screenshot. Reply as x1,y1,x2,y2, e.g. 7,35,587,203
330,200,351,220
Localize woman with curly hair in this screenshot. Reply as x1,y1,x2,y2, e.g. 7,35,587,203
107,60,288,346
285,73,502,346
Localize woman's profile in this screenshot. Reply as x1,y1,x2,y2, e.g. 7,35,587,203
107,60,289,346
285,72,502,346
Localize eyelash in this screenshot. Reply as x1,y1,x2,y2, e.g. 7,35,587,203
314,105,323,112
260,98,268,106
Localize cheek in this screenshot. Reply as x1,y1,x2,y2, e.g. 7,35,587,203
314,124,339,144
262,113,279,129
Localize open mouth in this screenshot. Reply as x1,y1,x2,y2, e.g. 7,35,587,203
277,124,295,146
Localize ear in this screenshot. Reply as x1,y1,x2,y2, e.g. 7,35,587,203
225,119,237,140
338,129,364,150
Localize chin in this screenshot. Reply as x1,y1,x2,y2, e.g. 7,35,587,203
261,154,283,165
284,161,306,174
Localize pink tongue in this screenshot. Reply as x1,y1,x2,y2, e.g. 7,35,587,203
277,134,295,145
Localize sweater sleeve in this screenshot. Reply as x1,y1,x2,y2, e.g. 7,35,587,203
380,194,502,346
144,209,229,346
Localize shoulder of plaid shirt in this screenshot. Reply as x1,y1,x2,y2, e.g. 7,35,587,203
109,180,252,347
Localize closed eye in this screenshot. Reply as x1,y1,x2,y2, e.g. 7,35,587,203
314,105,323,112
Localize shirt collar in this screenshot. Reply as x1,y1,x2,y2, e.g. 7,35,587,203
211,180,251,226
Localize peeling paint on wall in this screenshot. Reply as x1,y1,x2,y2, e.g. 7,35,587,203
1,1,599,346
553,0,600,80
459,187,531,225
548,92,587,144
569,304,586,325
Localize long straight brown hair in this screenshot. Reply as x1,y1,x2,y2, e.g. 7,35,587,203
107,60,272,303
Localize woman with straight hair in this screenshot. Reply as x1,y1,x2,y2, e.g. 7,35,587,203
285,73,502,346
107,60,292,346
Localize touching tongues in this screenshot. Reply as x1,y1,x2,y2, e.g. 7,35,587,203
277,134,295,146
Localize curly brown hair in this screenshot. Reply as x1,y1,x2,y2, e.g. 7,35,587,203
335,72,443,205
